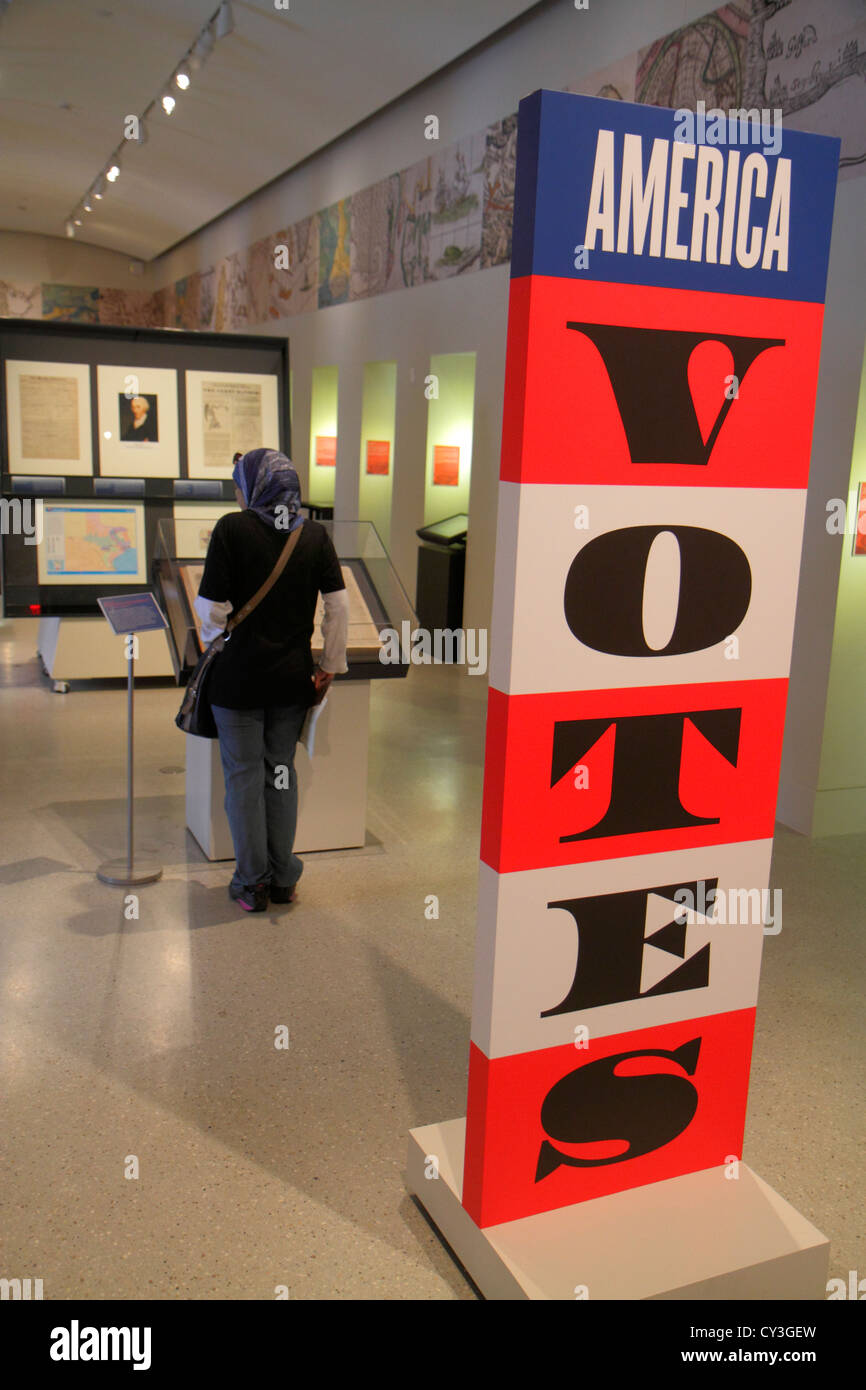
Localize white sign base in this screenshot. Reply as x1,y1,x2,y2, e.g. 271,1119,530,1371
407,1120,829,1300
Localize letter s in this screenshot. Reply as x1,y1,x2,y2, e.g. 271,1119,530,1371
536,1038,701,1181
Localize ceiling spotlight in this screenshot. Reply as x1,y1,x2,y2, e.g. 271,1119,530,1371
215,2,234,40
175,64,190,90
83,197,93,212
161,93,176,115
106,164,120,182
73,216,82,226
93,177,105,200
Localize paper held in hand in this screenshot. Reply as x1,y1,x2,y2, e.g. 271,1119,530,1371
300,693,328,758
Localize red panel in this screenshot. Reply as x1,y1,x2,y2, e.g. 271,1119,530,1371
499,276,824,490
480,679,788,873
433,444,460,486
315,435,337,466
462,1008,755,1227
365,439,390,475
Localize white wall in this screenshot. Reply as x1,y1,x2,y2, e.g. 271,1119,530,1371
777,176,866,833
0,230,142,288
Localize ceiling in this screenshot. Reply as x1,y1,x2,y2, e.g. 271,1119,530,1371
0,0,538,262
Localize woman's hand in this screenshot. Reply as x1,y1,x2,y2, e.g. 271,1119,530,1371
312,667,335,704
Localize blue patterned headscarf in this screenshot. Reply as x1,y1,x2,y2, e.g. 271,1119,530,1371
232,448,303,531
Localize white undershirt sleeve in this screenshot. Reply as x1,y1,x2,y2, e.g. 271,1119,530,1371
194,595,232,645
320,588,349,673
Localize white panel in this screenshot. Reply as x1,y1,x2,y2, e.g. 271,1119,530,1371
96,364,180,478
487,481,520,680
488,484,807,695
185,371,280,480
470,839,773,1059
407,1121,830,1301
5,360,92,476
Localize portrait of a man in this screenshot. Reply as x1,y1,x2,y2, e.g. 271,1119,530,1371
119,393,159,443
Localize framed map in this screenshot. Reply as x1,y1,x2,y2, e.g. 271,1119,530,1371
37,501,147,585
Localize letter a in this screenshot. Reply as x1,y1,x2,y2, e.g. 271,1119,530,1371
584,130,615,252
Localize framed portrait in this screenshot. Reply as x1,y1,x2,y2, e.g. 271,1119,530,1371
97,364,180,477
186,370,280,479
5,359,93,476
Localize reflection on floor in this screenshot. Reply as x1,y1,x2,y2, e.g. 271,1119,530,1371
0,618,862,1299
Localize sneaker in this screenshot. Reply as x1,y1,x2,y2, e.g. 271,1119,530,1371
269,884,297,904
229,882,269,912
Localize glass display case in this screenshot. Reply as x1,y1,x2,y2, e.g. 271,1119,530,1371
153,514,415,684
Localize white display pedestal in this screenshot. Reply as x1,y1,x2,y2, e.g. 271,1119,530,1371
186,680,371,858
38,616,173,682
407,1119,830,1300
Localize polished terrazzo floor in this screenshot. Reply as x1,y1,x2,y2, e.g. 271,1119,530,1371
0,617,862,1300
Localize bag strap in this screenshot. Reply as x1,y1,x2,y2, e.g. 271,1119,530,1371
226,521,304,633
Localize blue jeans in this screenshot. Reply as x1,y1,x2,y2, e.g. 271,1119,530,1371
212,704,308,891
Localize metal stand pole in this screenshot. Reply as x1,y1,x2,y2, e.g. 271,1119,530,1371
97,636,162,888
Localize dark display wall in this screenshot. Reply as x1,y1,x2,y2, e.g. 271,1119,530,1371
0,320,289,617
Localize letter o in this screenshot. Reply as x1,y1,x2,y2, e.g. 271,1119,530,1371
563,524,751,656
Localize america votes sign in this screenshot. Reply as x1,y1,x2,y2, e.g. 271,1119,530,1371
462,91,839,1228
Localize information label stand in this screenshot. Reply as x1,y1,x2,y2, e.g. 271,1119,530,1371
95,593,167,888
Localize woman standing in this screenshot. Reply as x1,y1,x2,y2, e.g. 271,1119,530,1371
195,448,348,912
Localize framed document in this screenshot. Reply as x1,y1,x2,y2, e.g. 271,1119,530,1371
5,359,93,476
177,560,206,647
97,364,180,478
185,370,280,479
312,562,383,661
37,500,147,585
171,501,236,559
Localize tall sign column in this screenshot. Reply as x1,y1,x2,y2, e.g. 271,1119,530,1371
408,91,839,1299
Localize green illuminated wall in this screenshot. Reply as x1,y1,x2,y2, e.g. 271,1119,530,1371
814,342,866,833
308,364,338,505
424,352,476,526
288,368,294,459
358,360,397,548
